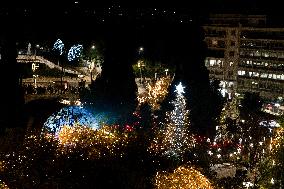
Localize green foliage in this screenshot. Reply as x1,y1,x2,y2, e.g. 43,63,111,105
82,42,104,65
278,115,284,127
132,59,175,79
240,92,263,115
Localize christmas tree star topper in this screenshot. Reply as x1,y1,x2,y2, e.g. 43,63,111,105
175,82,185,95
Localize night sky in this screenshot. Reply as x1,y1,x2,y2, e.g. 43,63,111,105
0,0,282,41
0,0,282,79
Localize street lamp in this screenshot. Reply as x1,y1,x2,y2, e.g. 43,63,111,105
165,69,169,76
137,46,144,84
139,47,144,54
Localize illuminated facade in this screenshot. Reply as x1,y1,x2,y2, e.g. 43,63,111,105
203,14,284,99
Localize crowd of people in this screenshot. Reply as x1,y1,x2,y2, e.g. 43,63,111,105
22,80,87,96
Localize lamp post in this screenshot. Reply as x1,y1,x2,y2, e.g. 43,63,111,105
89,45,96,82
137,46,144,84
57,54,64,93
35,44,40,57
53,39,65,93
138,60,143,84
32,63,39,88
139,47,144,53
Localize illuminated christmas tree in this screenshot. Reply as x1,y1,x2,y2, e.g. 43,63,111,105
150,82,193,161
254,126,284,188
218,97,240,137
212,96,241,161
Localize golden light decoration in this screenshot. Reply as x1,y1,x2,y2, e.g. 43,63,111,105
270,127,284,152
58,125,96,146
155,165,214,189
137,76,172,110
1,126,132,188
57,124,130,159
0,180,9,189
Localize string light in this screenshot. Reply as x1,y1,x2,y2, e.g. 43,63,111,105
43,105,99,135
137,76,172,110
57,125,130,159
149,82,194,160
2,124,133,188
209,96,241,162
0,180,9,189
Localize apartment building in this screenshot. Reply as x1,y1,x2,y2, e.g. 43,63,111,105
203,14,284,99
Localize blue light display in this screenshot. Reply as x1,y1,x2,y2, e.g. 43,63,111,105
53,39,65,55
43,105,99,134
67,44,83,61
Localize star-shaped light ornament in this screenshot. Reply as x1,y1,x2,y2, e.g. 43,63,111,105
175,82,185,95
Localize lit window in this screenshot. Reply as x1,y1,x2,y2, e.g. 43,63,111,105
217,60,222,67
229,61,234,66
253,72,259,77
212,39,218,46
279,52,284,58
249,72,253,77
246,60,252,65
255,51,261,56
209,59,216,66
238,70,245,76
260,73,268,78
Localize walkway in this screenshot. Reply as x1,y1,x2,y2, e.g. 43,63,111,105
17,55,81,75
